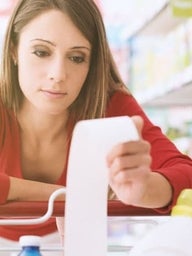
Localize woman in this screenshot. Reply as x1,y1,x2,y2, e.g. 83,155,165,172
0,0,192,252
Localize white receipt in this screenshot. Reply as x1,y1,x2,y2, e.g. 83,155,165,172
64,116,139,256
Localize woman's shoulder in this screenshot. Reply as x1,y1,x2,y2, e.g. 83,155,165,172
106,89,143,117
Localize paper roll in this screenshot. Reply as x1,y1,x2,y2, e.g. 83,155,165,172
64,116,139,256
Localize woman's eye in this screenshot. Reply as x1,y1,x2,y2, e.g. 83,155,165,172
32,50,49,57
69,56,85,64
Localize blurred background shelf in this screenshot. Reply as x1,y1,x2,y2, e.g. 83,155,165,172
137,2,187,36
135,65,192,107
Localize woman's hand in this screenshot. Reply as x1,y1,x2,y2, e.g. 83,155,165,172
106,116,172,208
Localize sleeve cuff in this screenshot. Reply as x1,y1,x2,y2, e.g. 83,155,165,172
153,166,192,214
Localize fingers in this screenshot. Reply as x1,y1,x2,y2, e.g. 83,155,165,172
107,140,151,168
108,154,151,186
109,153,151,174
106,139,152,191
106,116,153,206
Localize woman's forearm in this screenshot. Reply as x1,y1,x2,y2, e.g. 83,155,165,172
7,176,65,202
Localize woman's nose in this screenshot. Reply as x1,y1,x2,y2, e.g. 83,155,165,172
48,58,67,83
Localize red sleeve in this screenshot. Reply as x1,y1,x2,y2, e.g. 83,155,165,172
0,173,10,204
106,91,192,213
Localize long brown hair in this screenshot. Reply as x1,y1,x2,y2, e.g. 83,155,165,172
0,0,128,125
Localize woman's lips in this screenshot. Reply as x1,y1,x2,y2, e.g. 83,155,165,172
41,89,67,99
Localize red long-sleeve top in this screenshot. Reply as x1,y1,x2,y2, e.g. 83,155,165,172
1,91,192,240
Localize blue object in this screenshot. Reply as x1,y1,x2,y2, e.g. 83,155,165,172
17,236,42,256
18,246,42,256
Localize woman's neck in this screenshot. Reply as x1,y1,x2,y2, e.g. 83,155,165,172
17,105,69,143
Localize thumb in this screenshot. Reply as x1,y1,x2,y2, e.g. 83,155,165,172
131,115,143,138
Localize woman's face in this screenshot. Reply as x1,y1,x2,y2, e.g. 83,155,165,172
16,9,91,115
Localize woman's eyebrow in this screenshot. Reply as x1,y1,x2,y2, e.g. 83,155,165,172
71,46,91,51
30,39,91,51
30,38,56,46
